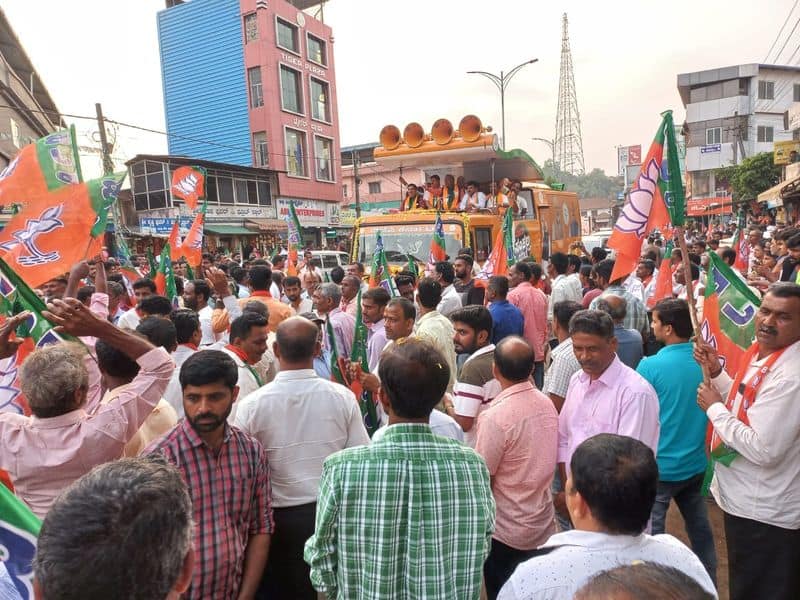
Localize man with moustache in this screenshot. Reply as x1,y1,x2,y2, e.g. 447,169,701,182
147,351,274,600
553,310,660,524
695,282,800,600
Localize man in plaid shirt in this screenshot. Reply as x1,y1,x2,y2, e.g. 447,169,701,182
147,350,273,600
304,338,496,599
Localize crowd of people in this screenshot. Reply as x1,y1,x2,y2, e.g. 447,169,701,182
0,223,798,600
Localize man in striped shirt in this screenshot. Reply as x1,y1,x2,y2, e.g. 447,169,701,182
304,338,495,599
147,350,273,600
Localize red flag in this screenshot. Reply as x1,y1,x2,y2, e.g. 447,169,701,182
732,229,749,273
171,166,206,210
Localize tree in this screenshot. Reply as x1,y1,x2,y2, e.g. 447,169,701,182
542,159,623,199
715,152,781,202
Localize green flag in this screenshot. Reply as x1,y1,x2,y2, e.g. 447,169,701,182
155,244,179,308
662,111,686,227
0,256,74,415
0,482,41,598
368,232,399,296
350,288,379,437
325,317,345,385
146,247,158,278
89,171,127,237
406,256,419,279
185,262,195,280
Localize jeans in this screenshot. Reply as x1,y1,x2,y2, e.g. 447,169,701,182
533,361,544,390
551,468,572,532
650,472,717,584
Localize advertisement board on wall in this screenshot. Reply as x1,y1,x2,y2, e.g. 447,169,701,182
277,198,329,227
774,140,800,165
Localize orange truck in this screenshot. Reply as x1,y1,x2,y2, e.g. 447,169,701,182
350,115,581,269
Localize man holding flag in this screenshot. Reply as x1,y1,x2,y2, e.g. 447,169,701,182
695,282,800,600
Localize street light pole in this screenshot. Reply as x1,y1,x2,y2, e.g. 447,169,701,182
531,137,556,164
467,58,538,150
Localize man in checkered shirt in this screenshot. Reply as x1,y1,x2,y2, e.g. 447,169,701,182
147,350,273,600
304,338,496,599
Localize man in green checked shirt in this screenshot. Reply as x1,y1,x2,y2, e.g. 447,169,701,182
304,337,496,599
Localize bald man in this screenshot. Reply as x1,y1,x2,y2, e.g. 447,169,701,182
234,317,370,599
596,295,643,369
474,336,559,597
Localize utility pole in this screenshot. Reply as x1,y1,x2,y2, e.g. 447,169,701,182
95,103,114,175
352,150,361,219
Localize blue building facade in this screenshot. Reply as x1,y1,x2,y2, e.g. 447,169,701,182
157,0,251,165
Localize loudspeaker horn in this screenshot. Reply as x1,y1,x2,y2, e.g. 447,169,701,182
379,125,402,150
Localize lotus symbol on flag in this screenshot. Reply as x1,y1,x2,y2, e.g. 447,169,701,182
614,159,660,239
0,519,37,598
0,354,21,414
0,155,20,183
174,173,200,197
0,205,65,266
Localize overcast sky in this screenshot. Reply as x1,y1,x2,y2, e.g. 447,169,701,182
3,0,796,179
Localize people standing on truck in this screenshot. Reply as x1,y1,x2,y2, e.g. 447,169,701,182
509,180,528,216
460,181,487,212
399,179,427,211
442,174,461,211
427,174,443,209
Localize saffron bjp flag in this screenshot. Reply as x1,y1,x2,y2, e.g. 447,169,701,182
648,242,674,309
475,204,514,283
608,111,685,282
699,250,760,378
167,219,183,255
0,177,108,289
0,256,72,417
170,165,206,210
285,201,302,277
181,201,206,268
426,212,447,273
0,482,41,600
349,288,379,437
0,126,82,208
368,232,399,296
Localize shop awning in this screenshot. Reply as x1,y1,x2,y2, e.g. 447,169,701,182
757,180,785,207
247,219,287,231
204,225,258,235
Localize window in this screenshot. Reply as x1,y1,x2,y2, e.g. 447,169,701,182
9,118,19,148
368,181,381,194
257,181,272,206
276,18,298,53
758,80,775,100
217,176,234,204
206,175,218,204
310,77,330,122
243,13,258,42
285,128,308,177
247,180,259,205
794,84,800,102
705,127,721,145
248,67,263,108
314,136,334,182
253,132,268,167
307,33,327,66
343,184,348,198
757,126,774,143
280,66,303,114
234,179,249,205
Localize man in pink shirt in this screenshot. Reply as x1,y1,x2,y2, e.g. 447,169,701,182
0,298,173,518
475,336,559,599
554,309,660,527
506,262,548,389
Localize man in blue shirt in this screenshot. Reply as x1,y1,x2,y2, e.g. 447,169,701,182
487,275,524,346
596,295,643,369
636,298,716,583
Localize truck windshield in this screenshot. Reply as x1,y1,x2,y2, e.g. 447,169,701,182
358,222,465,265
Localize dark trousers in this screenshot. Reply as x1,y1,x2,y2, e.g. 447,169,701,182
724,511,800,600
257,502,317,600
650,473,717,584
484,538,538,600
533,361,544,390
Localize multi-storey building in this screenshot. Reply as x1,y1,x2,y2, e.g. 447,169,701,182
677,63,800,217
157,0,341,244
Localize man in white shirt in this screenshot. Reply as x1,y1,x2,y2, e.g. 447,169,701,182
164,309,201,417
637,258,658,307
116,278,156,330
221,312,272,424
234,317,370,599
182,279,219,346
283,275,313,314
433,261,463,317
547,253,582,327
413,278,457,392
695,283,800,600
459,181,487,212
498,434,716,600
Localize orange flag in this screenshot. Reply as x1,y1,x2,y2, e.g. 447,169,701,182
168,220,183,254
171,166,206,210
181,203,206,267
0,181,99,288
648,244,675,309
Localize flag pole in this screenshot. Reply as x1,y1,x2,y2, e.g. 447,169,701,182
674,226,710,383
